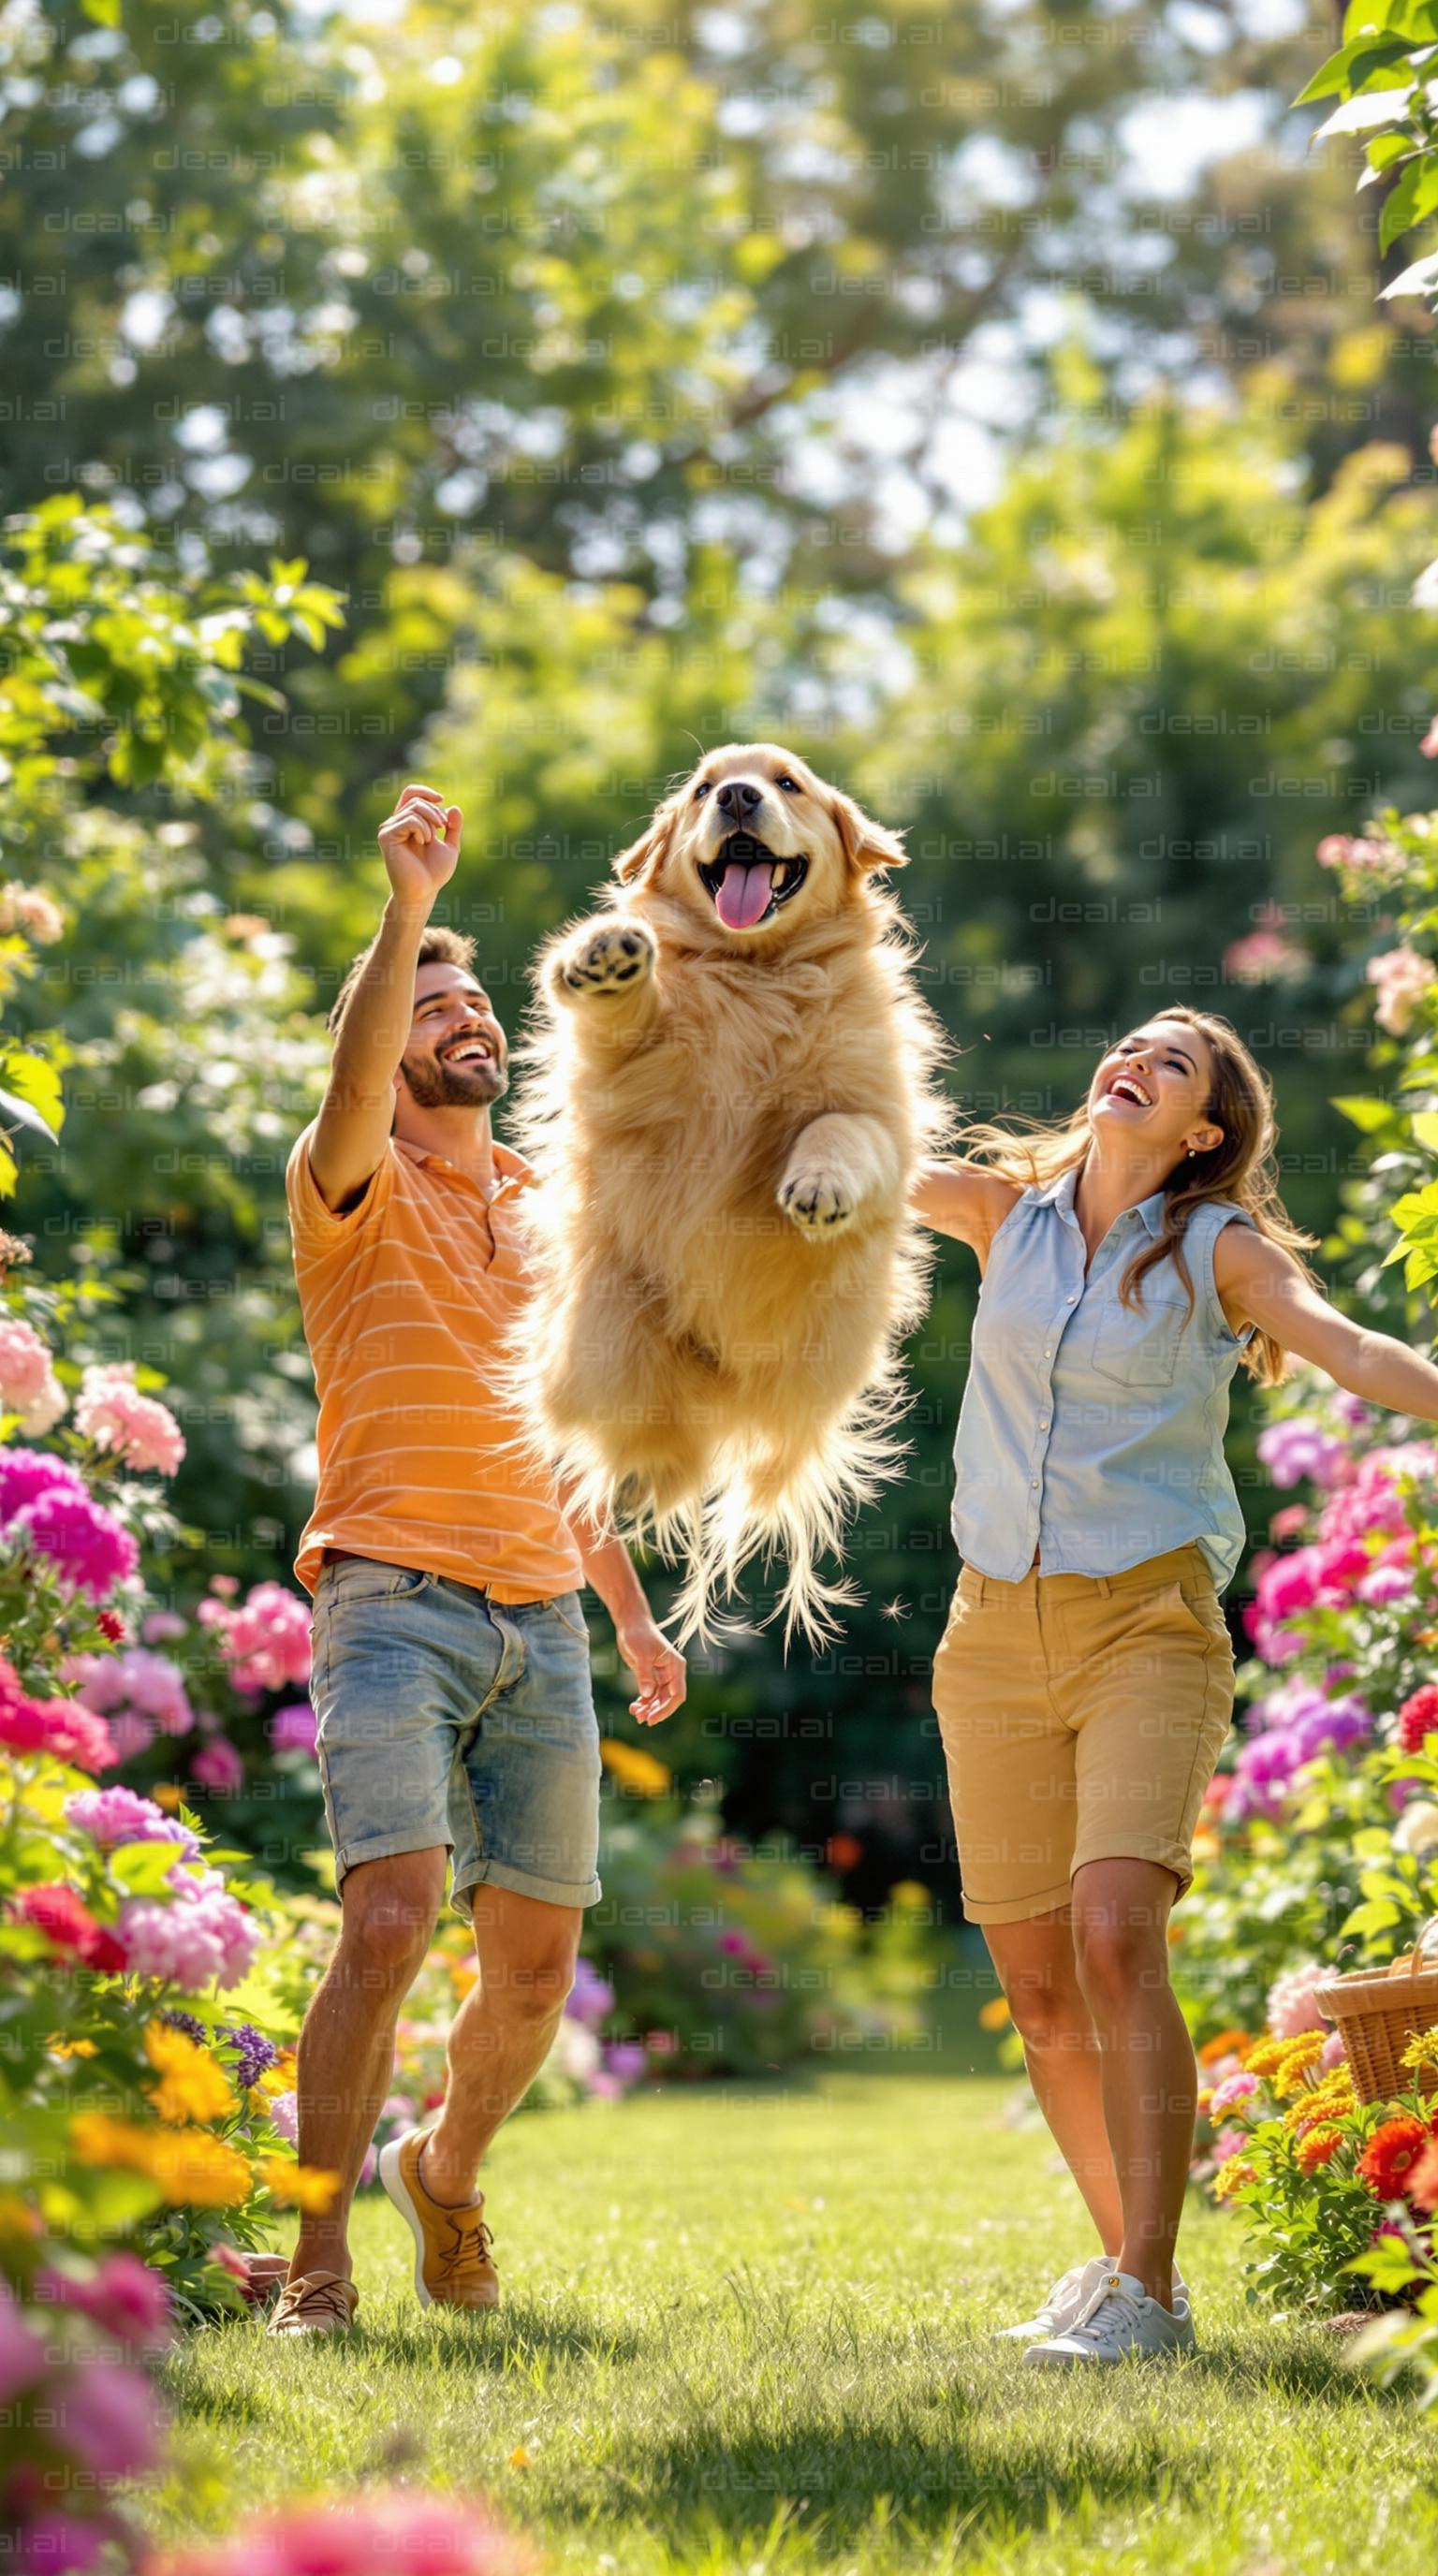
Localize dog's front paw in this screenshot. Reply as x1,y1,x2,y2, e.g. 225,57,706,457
779,1169,857,1237
557,919,656,997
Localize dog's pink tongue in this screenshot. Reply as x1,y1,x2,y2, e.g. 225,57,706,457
714,860,775,930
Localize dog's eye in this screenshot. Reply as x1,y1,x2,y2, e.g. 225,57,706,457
777,775,799,792
694,783,711,800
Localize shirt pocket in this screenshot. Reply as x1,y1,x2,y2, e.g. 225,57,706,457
1085,1283,1193,1388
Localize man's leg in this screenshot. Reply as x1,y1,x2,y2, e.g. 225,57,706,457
418,1886,582,2204
287,1847,447,2281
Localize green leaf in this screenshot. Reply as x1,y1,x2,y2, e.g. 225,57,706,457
1316,83,1416,139
1296,33,1414,103
0,1084,56,1147
1334,1093,1400,1131
1381,160,1438,250
0,1050,65,1137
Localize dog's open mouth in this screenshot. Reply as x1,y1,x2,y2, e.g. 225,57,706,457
697,832,808,931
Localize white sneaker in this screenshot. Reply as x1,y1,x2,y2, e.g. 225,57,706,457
992,2256,1187,2348
1022,2268,1196,2367
991,2255,1110,2344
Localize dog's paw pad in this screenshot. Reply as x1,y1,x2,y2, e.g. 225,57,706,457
780,1172,856,1234
560,924,656,994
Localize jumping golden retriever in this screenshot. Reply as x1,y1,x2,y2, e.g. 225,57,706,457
504,744,952,1644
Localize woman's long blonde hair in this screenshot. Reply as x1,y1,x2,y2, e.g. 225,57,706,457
958,1005,1319,1385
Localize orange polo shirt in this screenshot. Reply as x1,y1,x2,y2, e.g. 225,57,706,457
285,1122,583,1603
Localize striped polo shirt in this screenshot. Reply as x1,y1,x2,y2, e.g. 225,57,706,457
285,1122,583,1603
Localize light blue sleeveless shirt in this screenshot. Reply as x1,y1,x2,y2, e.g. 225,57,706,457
950,1164,1258,1594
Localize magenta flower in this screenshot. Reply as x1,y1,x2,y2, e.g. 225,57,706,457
54,2354,163,2480
0,1445,87,1522
269,1701,316,1754
8,1485,139,1601
157,2490,530,2576
1256,1418,1350,1491
37,2255,172,2356
0,2287,46,2407
69,1647,193,1734
191,1737,243,1794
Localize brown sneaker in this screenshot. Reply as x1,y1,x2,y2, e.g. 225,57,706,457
265,2269,360,2336
378,2128,500,2310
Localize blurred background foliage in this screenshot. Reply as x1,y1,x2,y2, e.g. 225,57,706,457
5,0,1438,1909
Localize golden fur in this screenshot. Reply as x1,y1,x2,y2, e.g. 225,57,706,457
502,744,952,1644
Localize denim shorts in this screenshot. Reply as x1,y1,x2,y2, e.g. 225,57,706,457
308,1556,603,1921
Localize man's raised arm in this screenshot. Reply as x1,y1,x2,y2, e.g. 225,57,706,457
308,783,462,1216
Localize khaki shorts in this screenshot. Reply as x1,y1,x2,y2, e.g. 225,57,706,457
932,1542,1236,1925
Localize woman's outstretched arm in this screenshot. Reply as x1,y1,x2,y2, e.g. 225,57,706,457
1215,1226,1438,1417
909,1159,1022,1251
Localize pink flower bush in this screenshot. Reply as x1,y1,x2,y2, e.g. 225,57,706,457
0,1656,113,1772
197,1580,311,1693
149,2488,531,2576
0,1446,87,1519
65,1786,198,1859
0,881,64,944
117,1880,260,1992
1256,1418,1351,1492
75,1362,185,1477
190,1737,243,1793
0,1316,66,1435
1366,944,1437,1035
67,1647,194,1740
1267,1959,1332,2038
265,2090,299,2144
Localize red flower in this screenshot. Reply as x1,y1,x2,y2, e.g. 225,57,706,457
96,1609,126,1643
11,1883,125,1971
1399,1684,1438,1753
1358,2115,1431,2200
1410,2143,1438,2214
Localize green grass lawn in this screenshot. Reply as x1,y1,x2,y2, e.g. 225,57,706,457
145,2027,1438,2576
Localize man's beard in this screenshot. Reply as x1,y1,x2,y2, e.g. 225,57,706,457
400,1049,509,1110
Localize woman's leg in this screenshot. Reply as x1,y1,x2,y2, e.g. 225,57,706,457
1068,1855,1193,2310
983,1907,1123,2257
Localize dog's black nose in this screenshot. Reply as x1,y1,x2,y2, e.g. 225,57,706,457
715,779,763,818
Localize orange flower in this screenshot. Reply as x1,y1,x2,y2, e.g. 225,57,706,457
1298,2127,1344,2174
978,1998,1011,2032
1358,2115,1430,2201
1212,2158,1256,2201
1198,2029,1251,2067
1410,2141,1438,2213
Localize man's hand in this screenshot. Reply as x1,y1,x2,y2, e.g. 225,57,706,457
615,1616,686,1726
378,782,462,913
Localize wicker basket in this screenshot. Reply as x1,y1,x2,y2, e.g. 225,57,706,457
1313,1930,1438,2106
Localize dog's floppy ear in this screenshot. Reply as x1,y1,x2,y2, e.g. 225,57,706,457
613,795,681,887
830,788,908,875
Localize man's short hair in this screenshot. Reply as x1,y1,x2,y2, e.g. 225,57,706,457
326,924,478,1039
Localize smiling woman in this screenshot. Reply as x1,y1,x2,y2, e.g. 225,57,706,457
908,1003,1438,2367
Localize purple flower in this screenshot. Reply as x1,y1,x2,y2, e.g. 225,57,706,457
1256,1419,1349,1491
9,1486,139,1600
269,1700,316,1754
603,2042,648,2086
566,1955,616,2027
216,2022,278,2088
159,2009,207,2046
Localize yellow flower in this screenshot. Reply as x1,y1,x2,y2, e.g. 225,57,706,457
145,2022,235,2127
46,2034,96,2058
1212,2157,1257,2201
1269,2035,1327,2097
978,1998,1012,2032
1242,2038,1289,2080
70,2113,251,2207
1402,2028,1438,2073
599,1738,671,1797
257,2156,338,2214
